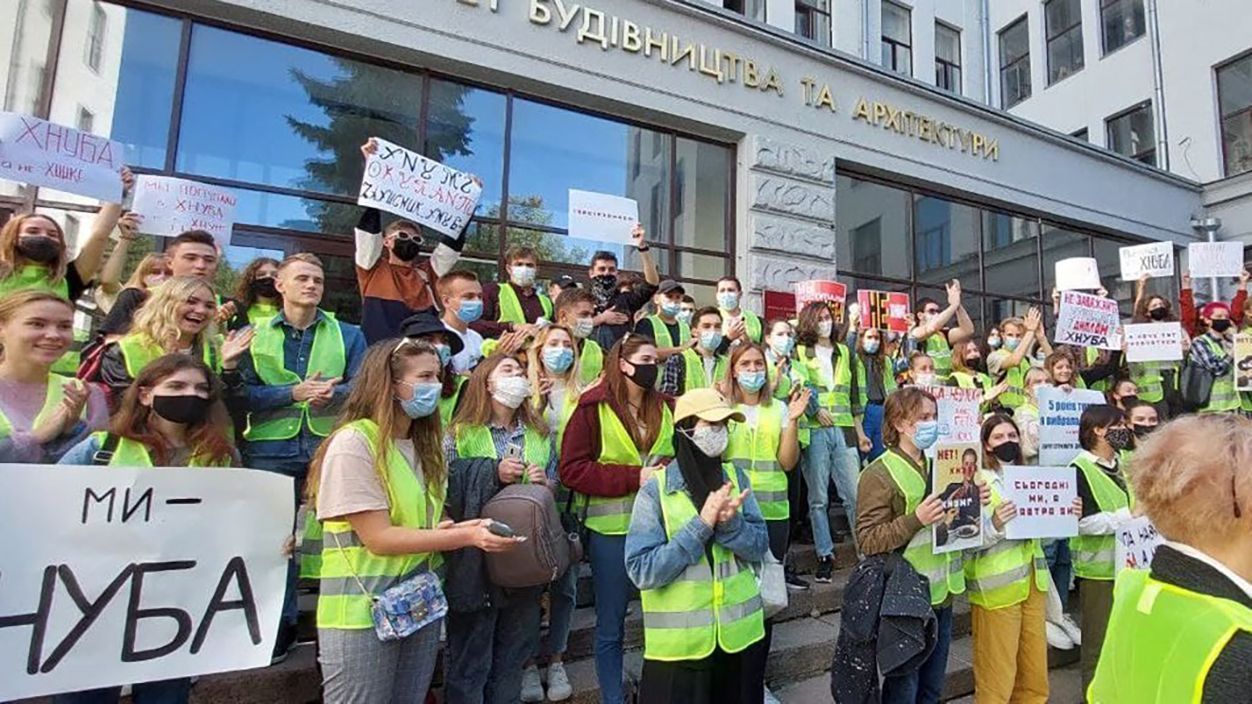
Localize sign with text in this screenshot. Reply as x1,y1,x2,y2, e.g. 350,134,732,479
857,290,911,333
131,175,237,245
1002,466,1079,540
1188,242,1244,279
793,280,847,323
1055,290,1122,350
924,385,983,459
1124,322,1184,363
568,189,640,245
1119,241,1174,281
1054,257,1102,291
763,290,796,322
1236,332,1252,392
1037,386,1106,466
0,465,292,699
358,137,482,238
0,112,123,202
1115,517,1163,574
932,442,984,554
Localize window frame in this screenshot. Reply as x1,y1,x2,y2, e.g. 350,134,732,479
998,15,1032,108
1045,0,1085,85
1099,0,1146,56
1105,100,1157,166
84,2,107,73
934,21,962,93
795,0,832,46
1216,50,1252,178
881,1,913,76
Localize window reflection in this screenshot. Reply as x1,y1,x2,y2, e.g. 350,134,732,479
674,138,730,251
982,211,1040,300
1040,225,1090,292
914,195,979,286
837,175,912,279
425,79,505,212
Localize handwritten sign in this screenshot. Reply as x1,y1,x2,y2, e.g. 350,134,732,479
1037,386,1106,466
1124,322,1183,363
568,189,640,245
1236,333,1252,392
794,280,847,323
1188,242,1244,279
932,442,984,553
0,112,123,202
358,137,482,238
1114,517,1163,574
0,465,292,699
1002,466,1079,540
1056,290,1122,350
1054,257,1102,291
131,175,237,245
924,385,983,459
857,290,911,333
1119,241,1174,281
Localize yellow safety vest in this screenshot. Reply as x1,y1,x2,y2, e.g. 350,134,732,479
795,343,857,425
89,431,231,468
0,375,86,440
439,375,468,427
681,349,729,393
963,470,1049,609
454,423,551,479
723,308,763,344
497,282,553,325
927,335,952,383
1194,335,1240,413
727,400,787,520
644,315,690,349
581,401,675,536
246,302,280,327
879,449,966,604
996,358,1032,410
1069,452,1131,581
577,338,604,386
117,333,220,378
243,312,347,441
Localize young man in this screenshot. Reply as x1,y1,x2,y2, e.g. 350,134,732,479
678,295,696,327
98,229,220,335
471,245,552,340
555,287,604,384
586,224,660,349
438,270,487,375
908,279,975,384
636,280,693,361
229,253,367,660
660,307,728,395
717,276,763,344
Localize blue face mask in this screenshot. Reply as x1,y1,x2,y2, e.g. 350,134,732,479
542,346,575,374
738,370,766,392
399,382,442,419
661,300,682,318
912,420,940,450
1004,337,1020,352
769,335,794,358
434,343,452,367
457,299,483,324
676,310,694,326
717,292,740,310
863,338,880,354
700,330,723,352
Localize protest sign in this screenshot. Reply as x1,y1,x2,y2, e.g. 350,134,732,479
793,280,847,323
1002,466,1079,540
1236,332,1252,392
131,175,237,245
763,290,796,322
1037,386,1106,466
0,112,123,202
1124,322,1183,363
357,137,482,238
1054,257,1102,291
857,290,911,333
0,465,292,699
1114,516,1163,574
932,442,984,553
1118,241,1174,281
1055,290,1122,350
1188,242,1244,279
568,189,640,245
924,385,983,459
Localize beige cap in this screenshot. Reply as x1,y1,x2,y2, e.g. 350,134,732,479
674,388,746,425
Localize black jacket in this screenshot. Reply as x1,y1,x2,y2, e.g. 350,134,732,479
831,553,937,704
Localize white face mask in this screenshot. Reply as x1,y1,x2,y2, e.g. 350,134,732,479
817,320,834,338
687,424,729,458
914,373,936,387
491,375,531,409
571,317,594,339
510,265,536,287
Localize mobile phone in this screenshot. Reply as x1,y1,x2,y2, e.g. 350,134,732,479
487,521,516,538
504,443,524,461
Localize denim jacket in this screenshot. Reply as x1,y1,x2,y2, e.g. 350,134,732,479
625,460,768,591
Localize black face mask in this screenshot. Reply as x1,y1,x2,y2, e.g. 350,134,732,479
1147,307,1168,321
151,394,212,425
1133,424,1156,438
1211,319,1233,333
391,238,421,262
1105,427,1134,452
992,441,1022,465
1119,394,1140,409
16,236,61,263
593,274,617,291
965,357,986,373
624,362,658,389
250,276,279,299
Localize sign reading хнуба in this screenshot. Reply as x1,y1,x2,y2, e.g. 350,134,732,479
452,0,1001,162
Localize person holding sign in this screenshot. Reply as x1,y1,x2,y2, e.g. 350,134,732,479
1188,302,1241,414
1128,284,1187,416
856,326,897,461
1090,414,1252,704
908,280,975,384
661,307,728,396
987,309,1050,410
1179,268,1248,338
472,245,552,341
586,248,661,350
716,276,762,344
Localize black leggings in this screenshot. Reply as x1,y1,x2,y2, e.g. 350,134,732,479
637,641,767,704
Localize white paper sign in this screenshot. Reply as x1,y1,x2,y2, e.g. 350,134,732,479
0,465,293,699
1003,466,1079,540
1115,516,1163,574
1037,386,1107,466
131,175,238,245
1055,257,1101,291
0,112,123,202
1188,242,1244,279
1119,241,1174,281
358,137,482,238
568,189,640,244
1055,290,1123,350
923,386,983,459
1124,322,1183,363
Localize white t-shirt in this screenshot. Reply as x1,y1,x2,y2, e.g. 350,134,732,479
740,402,791,430
814,343,835,388
445,321,484,375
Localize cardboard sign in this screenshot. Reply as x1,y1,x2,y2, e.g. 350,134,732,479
1002,466,1079,540
1055,290,1122,350
1236,332,1252,392
793,280,847,323
1037,386,1107,466
1119,241,1174,281
0,112,123,202
1188,242,1244,279
763,290,797,322
924,385,983,459
568,189,640,244
1124,322,1184,363
1054,257,1102,291
1115,516,1163,574
932,442,985,553
857,290,911,333
358,137,482,238
131,175,238,245
0,465,293,699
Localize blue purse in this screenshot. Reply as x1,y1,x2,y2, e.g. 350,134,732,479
331,532,447,641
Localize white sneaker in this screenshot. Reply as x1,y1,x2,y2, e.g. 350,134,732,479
546,661,573,702
764,685,782,704
1059,614,1083,646
521,664,544,703
1046,621,1075,650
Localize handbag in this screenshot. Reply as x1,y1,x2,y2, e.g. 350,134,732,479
330,532,447,641
755,551,788,619
1178,355,1214,413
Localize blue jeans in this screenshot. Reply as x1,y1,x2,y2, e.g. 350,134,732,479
589,531,632,704
444,589,544,704
1044,539,1073,610
881,604,952,704
862,402,886,462
244,454,308,628
801,426,861,559
54,679,191,704
533,562,580,659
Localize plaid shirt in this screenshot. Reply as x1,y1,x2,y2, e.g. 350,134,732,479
1191,332,1233,376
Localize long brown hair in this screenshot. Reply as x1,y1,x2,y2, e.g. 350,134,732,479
110,354,235,466
602,334,665,451
1132,293,1175,324
0,213,68,283
232,257,281,309
449,354,549,438
795,301,836,350
306,339,447,508
981,413,1019,471
720,342,773,404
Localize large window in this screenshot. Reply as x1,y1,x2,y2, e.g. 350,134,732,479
796,0,831,46
1218,52,1252,177
1106,101,1156,166
935,23,962,93
1045,0,1084,84
881,2,912,76
999,17,1031,108
1101,0,1145,54
84,2,107,73
723,0,766,21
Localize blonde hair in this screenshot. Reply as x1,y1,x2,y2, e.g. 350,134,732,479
122,254,170,291
130,276,217,356
0,213,68,283
0,290,74,359
527,325,583,408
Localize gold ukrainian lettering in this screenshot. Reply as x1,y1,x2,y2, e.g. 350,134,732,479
762,68,783,95
554,0,581,30
722,51,741,83
576,9,609,48
815,84,836,112
698,46,725,83
644,27,668,60
621,21,642,52
671,41,696,70
851,97,872,122
529,0,552,23
743,60,761,88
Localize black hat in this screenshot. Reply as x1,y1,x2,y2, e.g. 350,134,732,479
657,280,685,295
554,275,578,291
398,311,465,356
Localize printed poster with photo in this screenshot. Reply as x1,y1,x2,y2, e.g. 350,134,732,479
1236,332,1252,392
931,441,984,554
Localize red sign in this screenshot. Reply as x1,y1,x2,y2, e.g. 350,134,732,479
763,290,796,322
857,290,911,333
793,280,847,323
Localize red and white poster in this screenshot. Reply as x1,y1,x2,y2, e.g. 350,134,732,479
763,290,797,322
793,280,847,323
857,290,911,333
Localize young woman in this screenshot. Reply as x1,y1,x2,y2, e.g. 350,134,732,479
225,256,282,329
1125,399,1159,439
986,309,1049,410
949,339,991,391
1105,377,1139,411
763,318,802,400
1128,282,1185,417
1068,405,1135,692
398,311,467,425
856,326,896,460
559,334,675,704
625,388,769,703
906,351,936,387
95,241,165,316
0,291,107,463
1042,348,1123,392
1015,367,1051,465
306,339,518,703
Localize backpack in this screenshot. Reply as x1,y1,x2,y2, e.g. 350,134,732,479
1177,353,1215,413
480,483,580,588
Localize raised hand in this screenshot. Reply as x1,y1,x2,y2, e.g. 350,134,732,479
360,138,379,160
946,279,962,307
717,488,751,524
117,211,141,238
220,327,255,368
214,300,238,327
31,382,90,444
120,166,135,195
699,483,732,528
1024,307,1042,333
787,387,811,422
992,500,1018,531
631,224,647,249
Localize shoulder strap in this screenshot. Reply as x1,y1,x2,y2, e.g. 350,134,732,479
91,432,121,466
